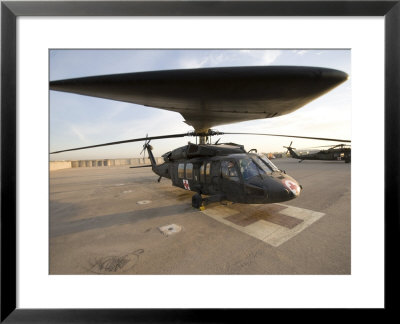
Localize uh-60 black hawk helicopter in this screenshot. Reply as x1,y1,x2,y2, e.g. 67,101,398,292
284,142,351,163
50,65,350,209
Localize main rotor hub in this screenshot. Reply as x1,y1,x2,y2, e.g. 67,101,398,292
191,129,221,145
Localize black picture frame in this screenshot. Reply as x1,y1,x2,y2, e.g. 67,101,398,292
1,0,398,322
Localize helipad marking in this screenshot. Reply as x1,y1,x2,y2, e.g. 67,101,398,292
201,203,325,247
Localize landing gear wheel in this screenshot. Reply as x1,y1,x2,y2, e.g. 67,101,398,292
192,193,203,209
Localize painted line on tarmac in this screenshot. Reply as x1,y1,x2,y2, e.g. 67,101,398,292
201,203,325,247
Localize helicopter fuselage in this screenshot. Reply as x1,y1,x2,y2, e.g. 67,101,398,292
286,145,351,163
148,143,301,206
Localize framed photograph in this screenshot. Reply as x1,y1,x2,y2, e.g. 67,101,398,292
2,0,398,321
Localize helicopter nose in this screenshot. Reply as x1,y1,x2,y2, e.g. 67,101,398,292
281,178,301,198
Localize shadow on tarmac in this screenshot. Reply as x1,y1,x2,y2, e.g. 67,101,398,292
50,202,197,238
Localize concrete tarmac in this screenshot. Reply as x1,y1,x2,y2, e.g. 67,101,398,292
49,158,350,274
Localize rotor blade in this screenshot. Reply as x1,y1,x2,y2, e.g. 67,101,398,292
307,145,337,148
49,66,348,132
309,144,350,149
308,144,346,148
221,132,351,143
129,165,152,169
50,133,189,154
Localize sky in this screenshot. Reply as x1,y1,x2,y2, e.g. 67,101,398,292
49,49,351,160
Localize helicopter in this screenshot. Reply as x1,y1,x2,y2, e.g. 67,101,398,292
284,142,351,163
49,65,350,209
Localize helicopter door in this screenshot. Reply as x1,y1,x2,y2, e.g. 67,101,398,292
199,161,212,195
205,162,211,184
172,162,185,188
221,160,242,201
239,157,265,203
210,161,221,195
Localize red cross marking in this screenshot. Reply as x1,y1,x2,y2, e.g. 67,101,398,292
283,179,300,195
183,180,190,190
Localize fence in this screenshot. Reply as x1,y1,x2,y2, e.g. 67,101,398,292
50,157,164,171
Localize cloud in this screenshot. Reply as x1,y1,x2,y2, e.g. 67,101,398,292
249,50,282,65
69,124,90,144
292,50,309,55
179,50,282,69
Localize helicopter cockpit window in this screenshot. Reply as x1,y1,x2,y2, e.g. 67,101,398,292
200,164,205,182
252,156,273,173
205,162,211,183
178,163,185,178
239,158,261,180
185,163,193,179
205,162,210,176
259,155,279,172
221,161,239,182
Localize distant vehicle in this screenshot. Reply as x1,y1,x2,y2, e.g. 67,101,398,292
284,142,351,163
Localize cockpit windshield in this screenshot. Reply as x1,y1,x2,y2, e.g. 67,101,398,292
237,154,280,180
259,154,280,172
251,156,273,173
